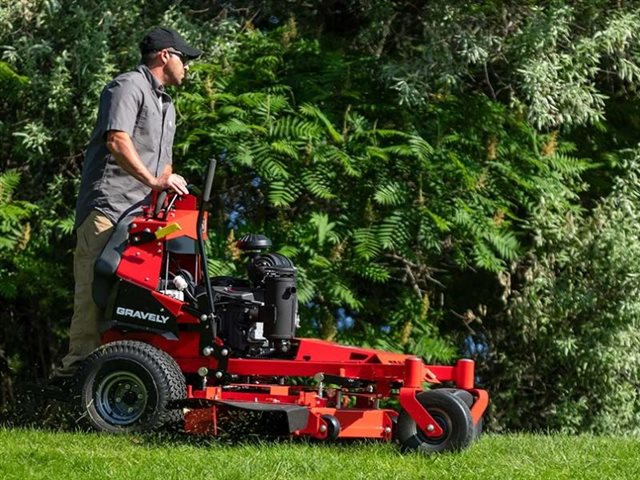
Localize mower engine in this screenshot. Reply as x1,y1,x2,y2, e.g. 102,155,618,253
205,234,299,357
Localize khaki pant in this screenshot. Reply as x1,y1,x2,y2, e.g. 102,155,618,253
60,210,114,373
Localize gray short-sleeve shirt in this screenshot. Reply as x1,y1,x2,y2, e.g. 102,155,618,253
75,64,176,228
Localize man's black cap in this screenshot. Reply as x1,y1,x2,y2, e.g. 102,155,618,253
140,27,202,59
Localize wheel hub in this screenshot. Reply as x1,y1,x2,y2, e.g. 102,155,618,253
95,371,148,425
419,409,450,444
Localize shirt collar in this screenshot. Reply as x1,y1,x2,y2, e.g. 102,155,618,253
137,64,165,96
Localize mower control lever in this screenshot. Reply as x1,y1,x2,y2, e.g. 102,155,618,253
153,190,183,219
203,158,216,202
198,157,218,353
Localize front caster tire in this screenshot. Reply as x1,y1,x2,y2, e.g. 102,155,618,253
396,390,473,454
78,340,186,433
437,388,483,441
321,414,341,441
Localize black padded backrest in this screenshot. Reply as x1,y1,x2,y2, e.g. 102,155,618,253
93,212,139,309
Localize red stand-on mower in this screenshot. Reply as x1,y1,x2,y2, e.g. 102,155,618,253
78,159,489,453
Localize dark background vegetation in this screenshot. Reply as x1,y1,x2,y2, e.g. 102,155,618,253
2,1,640,434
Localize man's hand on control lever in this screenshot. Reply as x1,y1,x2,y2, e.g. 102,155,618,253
157,171,189,195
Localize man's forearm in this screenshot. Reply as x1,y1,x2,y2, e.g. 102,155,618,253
106,130,160,190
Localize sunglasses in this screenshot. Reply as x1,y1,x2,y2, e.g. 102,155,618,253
166,48,189,66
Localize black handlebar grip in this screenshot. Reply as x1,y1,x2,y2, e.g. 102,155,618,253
203,158,217,202
154,190,168,217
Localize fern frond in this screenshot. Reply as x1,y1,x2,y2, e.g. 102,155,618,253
345,112,371,136
217,118,255,136
490,161,536,191
0,170,20,204
254,55,281,69
265,85,293,96
546,153,593,175
0,228,23,250
485,229,520,260
377,211,411,249
57,216,76,236
270,140,299,159
418,218,443,252
373,182,406,206
234,145,254,167
353,228,382,259
268,180,299,206
207,258,236,277
352,261,391,283
302,170,336,200
382,144,415,157
425,209,451,232
299,103,344,143
309,212,339,246
452,203,487,238
270,116,321,139
409,335,457,363
216,105,246,117
472,241,504,272
309,254,333,269
408,136,434,160
295,265,317,303
277,245,300,258
254,148,291,179
328,279,362,309
372,129,408,139
212,92,240,105
365,146,390,162
321,146,361,177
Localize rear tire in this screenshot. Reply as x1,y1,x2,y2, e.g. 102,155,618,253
78,340,186,433
396,390,473,453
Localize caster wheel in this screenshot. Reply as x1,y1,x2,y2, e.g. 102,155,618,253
437,388,484,440
321,414,341,441
396,389,473,453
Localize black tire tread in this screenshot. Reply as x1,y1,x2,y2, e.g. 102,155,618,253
436,388,483,441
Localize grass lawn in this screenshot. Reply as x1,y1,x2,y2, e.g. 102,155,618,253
0,428,638,479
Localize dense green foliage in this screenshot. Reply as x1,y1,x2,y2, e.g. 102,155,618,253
1,1,640,434
490,158,640,434
1,428,640,480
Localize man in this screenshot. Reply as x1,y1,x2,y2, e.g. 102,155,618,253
57,27,202,378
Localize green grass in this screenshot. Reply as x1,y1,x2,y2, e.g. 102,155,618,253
0,428,638,479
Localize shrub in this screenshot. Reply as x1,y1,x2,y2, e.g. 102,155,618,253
489,155,640,433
